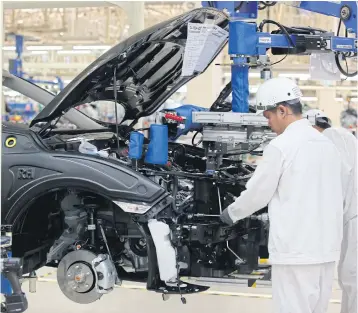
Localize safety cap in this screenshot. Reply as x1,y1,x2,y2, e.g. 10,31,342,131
305,109,331,127
255,77,303,114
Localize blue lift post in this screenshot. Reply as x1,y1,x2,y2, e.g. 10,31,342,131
201,1,358,113
9,34,64,91
5,35,65,123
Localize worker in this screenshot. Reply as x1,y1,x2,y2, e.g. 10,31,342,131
220,77,344,313
305,109,357,313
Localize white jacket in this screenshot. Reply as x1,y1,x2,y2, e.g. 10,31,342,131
323,127,357,225
227,119,343,265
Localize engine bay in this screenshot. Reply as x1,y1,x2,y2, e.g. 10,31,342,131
33,103,273,304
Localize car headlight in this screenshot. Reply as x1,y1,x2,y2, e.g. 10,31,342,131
113,201,152,214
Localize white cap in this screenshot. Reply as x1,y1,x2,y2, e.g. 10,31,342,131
305,109,330,126
255,77,303,114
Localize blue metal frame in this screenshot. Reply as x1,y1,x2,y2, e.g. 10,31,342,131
202,1,358,113
298,1,357,34
201,1,258,19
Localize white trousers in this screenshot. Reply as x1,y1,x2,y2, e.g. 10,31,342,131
338,217,357,313
272,262,335,313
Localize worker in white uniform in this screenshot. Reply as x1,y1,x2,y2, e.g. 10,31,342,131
305,109,357,313
220,77,344,313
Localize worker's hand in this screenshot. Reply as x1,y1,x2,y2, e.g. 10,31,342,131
220,208,234,226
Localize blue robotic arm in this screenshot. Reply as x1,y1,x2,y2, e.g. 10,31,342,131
202,1,357,34
202,1,358,113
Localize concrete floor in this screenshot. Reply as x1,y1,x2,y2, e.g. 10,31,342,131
19,267,342,313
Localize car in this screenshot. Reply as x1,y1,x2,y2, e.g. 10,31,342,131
2,7,270,305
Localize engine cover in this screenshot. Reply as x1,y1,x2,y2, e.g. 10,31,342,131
57,250,117,304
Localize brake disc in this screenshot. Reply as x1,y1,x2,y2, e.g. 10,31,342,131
57,250,102,304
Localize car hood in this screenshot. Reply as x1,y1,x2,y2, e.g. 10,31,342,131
30,8,229,127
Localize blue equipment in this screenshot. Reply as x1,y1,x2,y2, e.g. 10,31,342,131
8,34,64,91
201,1,358,113
145,124,169,165
128,132,145,160
167,105,208,140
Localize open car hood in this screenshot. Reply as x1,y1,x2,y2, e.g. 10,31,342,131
30,8,229,127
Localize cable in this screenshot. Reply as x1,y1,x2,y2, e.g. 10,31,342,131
259,20,295,47
263,1,277,6
271,54,288,66
235,1,244,11
192,130,202,147
335,53,358,77
335,17,357,78
337,19,342,36
342,58,349,81
258,1,277,10
113,67,121,151
210,81,232,111
258,2,267,10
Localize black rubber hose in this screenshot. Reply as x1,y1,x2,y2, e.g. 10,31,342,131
258,20,295,47
337,19,342,36
335,53,358,77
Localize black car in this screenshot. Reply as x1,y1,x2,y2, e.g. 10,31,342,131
2,7,269,305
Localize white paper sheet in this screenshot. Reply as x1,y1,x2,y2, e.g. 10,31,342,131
181,23,228,77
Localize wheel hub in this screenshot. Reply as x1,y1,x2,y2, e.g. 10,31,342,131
66,263,94,293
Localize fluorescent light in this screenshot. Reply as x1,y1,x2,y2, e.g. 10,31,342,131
224,72,262,78
72,45,111,50
57,50,92,55
31,51,48,55
351,98,358,102
27,45,63,51
2,46,16,51
279,73,310,80
301,97,318,102
335,97,344,102
341,75,358,81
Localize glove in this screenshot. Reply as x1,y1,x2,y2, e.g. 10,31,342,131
220,208,234,226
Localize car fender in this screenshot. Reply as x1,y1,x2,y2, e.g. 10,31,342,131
2,152,167,224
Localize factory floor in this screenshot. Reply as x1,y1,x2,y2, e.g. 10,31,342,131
21,266,342,313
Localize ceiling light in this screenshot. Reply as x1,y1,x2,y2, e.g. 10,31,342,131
279,73,310,80
72,45,111,50
2,46,16,51
27,46,63,51
334,97,344,102
301,97,318,102
30,51,49,55
350,98,358,102
340,74,358,81
224,72,261,78
57,50,92,55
